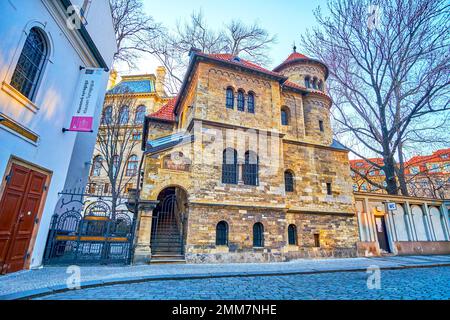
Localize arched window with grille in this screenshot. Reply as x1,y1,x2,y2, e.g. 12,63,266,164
243,151,259,186
253,222,264,247
226,87,234,109
288,224,298,245
222,148,238,184
284,170,294,192
312,77,318,89
126,155,139,176
281,107,289,126
92,155,103,176
10,27,48,100
318,80,324,91
119,106,129,124
247,92,255,113
237,90,245,111
102,106,112,125
216,221,229,246
134,105,146,124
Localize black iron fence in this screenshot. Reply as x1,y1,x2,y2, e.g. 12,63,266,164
43,189,136,265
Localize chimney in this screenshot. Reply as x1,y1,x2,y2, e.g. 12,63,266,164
155,66,167,97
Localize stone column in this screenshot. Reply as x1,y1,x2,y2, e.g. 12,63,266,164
439,204,450,241
133,200,158,264
404,201,417,241
422,203,436,241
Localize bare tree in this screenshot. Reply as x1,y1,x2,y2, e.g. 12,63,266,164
110,0,161,68
92,89,141,216
302,0,450,195
146,10,276,94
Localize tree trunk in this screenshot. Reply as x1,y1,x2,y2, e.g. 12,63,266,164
397,142,409,196
383,154,399,195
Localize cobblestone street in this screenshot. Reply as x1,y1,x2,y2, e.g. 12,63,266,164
35,266,450,300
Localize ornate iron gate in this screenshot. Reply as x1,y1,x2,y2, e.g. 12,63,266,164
44,190,136,265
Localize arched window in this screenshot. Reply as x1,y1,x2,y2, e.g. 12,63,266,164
304,76,311,88
288,224,298,245
243,151,259,186
102,106,112,125
312,77,318,89
237,90,245,111
226,88,234,109
253,222,264,247
10,27,48,100
318,80,324,91
281,107,289,126
216,221,228,246
247,92,255,113
284,170,294,192
126,155,139,176
119,106,129,124
112,155,120,177
134,105,146,124
222,148,238,184
92,155,102,176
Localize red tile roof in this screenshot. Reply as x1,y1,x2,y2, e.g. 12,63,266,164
149,97,177,122
199,53,283,78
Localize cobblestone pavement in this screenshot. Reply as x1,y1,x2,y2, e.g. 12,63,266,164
1,255,450,299
36,266,450,300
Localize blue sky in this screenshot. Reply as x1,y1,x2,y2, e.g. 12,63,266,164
130,0,328,73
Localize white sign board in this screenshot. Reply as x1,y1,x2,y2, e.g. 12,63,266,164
387,202,397,211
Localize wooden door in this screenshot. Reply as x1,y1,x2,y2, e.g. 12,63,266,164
0,163,47,274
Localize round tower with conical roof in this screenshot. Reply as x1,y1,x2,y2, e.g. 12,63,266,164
275,47,332,145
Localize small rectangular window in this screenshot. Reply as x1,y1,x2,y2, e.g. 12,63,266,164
319,120,324,132
314,234,320,247
326,182,332,195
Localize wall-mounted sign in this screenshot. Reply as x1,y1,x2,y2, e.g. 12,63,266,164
387,202,397,211
66,68,104,132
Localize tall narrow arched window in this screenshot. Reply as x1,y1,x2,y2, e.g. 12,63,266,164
312,77,318,89
222,148,238,184
288,224,298,245
281,107,289,126
247,92,255,113
305,76,311,88
10,27,48,100
226,88,234,109
126,155,139,176
284,170,294,192
92,155,103,176
318,80,324,91
102,106,112,125
134,105,146,124
243,151,259,186
119,106,129,124
253,222,264,247
216,221,228,246
237,90,245,111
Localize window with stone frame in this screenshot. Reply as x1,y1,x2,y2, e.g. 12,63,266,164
91,155,103,176
305,76,311,88
281,107,289,126
243,150,259,186
10,27,48,100
247,92,255,113
237,90,245,111
288,224,298,245
226,87,234,109
119,106,129,124
102,106,113,125
253,222,264,247
284,170,294,192
134,105,146,124
222,148,238,184
216,221,228,246
126,155,139,176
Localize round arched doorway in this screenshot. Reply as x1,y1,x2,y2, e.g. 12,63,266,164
151,187,188,257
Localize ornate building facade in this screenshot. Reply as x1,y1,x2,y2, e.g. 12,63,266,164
88,69,170,197
134,48,360,264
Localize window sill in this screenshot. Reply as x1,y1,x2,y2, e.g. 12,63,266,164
1,81,40,113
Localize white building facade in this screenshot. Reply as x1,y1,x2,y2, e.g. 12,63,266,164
0,0,116,273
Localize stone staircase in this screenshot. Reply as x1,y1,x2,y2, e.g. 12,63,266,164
151,216,185,264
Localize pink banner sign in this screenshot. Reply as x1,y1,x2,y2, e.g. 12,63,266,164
69,116,93,132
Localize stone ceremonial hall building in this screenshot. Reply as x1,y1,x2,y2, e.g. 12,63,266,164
133,48,360,263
